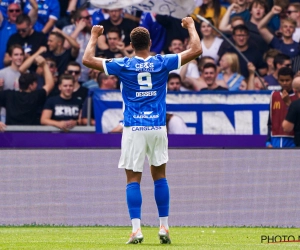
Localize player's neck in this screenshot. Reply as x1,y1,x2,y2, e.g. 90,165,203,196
134,50,150,59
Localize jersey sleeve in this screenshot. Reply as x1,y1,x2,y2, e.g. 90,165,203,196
163,54,181,72
102,58,125,76
49,0,60,20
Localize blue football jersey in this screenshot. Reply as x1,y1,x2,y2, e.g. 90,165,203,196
103,54,181,126
23,0,60,32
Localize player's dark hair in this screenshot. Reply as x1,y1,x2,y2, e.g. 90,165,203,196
67,61,81,70
168,73,181,83
273,53,291,69
278,67,294,78
8,44,24,56
130,27,150,51
16,14,31,25
203,62,217,71
232,24,249,35
19,73,37,90
59,74,75,85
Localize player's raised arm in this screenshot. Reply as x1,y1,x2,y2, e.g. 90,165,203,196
82,25,106,72
179,17,202,66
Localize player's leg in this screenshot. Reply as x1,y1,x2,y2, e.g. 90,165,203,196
151,164,171,244
118,127,146,244
125,170,144,244
146,126,171,244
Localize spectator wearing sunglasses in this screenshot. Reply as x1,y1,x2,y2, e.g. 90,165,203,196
286,3,300,43
23,0,60,34
0,2,37,69
4,14,47,68
62,7,92,83
65,61,88,105
264,53,292,90
45,27,79,76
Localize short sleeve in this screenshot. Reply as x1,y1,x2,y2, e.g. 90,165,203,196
49,0,60,20
285,101,298,124
102,58,125,76
43,96,54,110
163,54,181,72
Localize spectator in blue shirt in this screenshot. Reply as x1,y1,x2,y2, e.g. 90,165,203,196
139,12,166,55
23,0,60,34
0,0,18,20
258,5,300,59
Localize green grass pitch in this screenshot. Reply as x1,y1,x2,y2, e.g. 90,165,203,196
1,227,300,249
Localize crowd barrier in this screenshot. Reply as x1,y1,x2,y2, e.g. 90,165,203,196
93,90,271,134
0,91,272,148
1,149,299,227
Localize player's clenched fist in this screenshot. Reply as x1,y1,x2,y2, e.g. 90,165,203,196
91,25,104,37
181,17,195,29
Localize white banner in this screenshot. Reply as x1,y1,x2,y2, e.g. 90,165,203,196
93,90,271,134
90,0,196,19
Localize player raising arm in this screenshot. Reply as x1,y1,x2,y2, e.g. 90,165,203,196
82,17,202,245
82,17,202,71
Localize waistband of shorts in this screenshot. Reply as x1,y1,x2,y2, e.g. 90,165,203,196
125,126,166,132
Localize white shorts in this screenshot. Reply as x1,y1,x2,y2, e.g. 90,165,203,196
118,126,168,172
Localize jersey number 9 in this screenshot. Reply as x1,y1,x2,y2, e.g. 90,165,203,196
137,72,152,90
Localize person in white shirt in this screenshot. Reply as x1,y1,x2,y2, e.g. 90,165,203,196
199,18,223,62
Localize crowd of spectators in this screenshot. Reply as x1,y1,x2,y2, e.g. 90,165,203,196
0,0,299,136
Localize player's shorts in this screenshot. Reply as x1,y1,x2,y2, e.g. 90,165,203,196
118,125,168,172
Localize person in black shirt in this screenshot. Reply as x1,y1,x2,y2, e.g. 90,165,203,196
65,61,88,104
283,76,300,146
97,8,137,52
218,25,267,78
0,56,54,125
102,27,133,58
201,63,229,91
40,74,82,130
46,27,80,76
4,14,47,67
